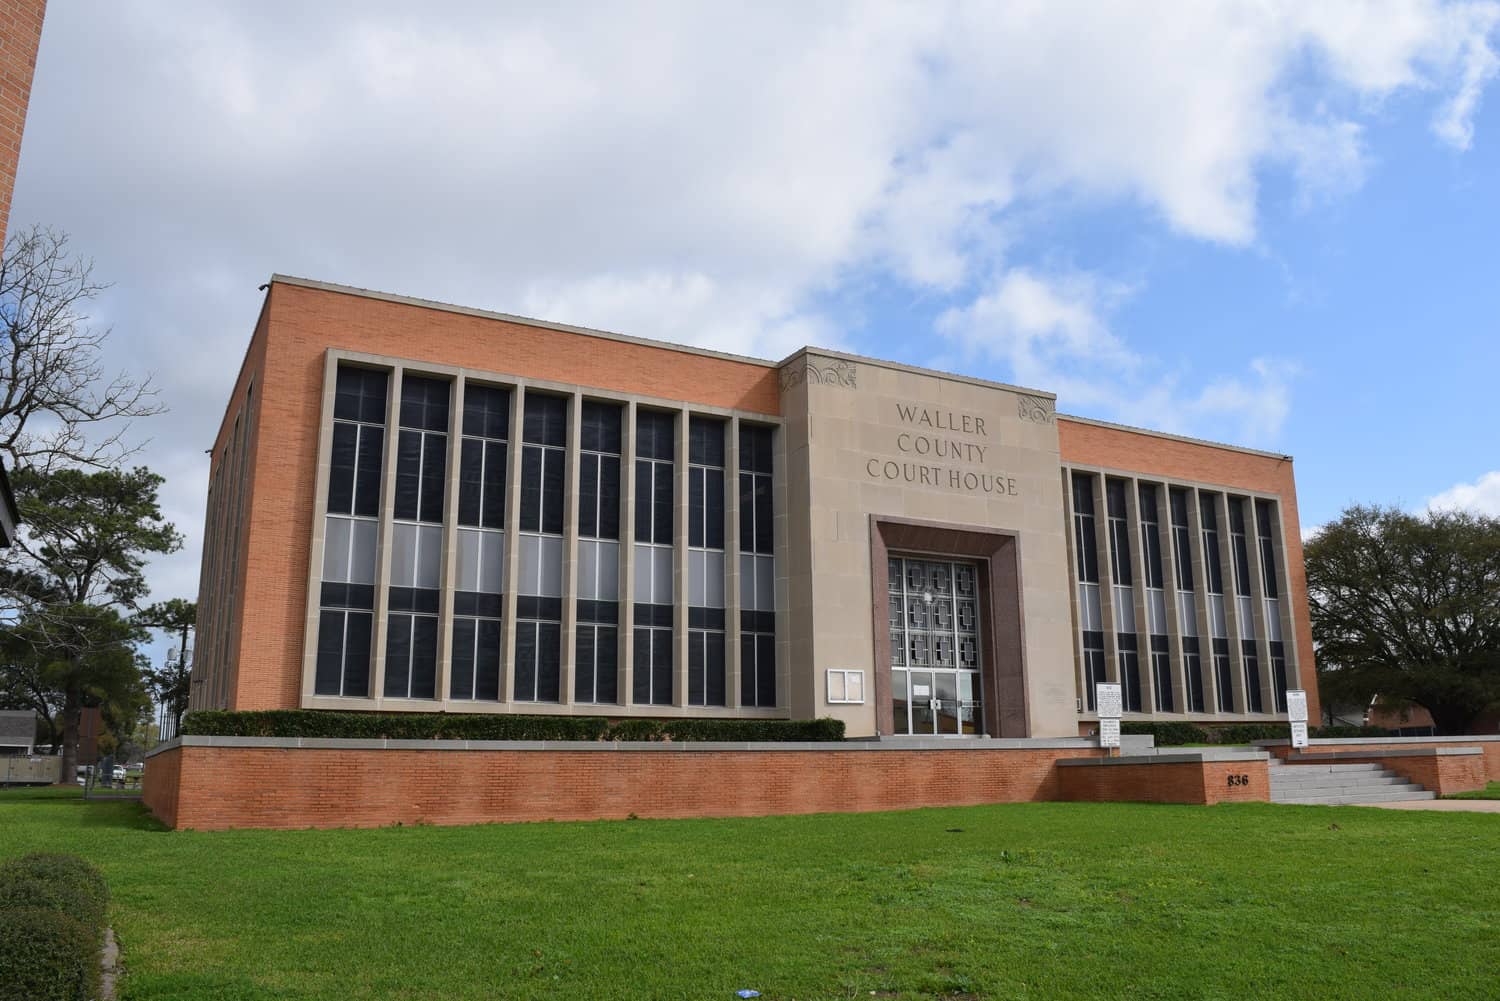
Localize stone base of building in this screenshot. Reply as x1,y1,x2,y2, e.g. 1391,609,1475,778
139,735,1296,830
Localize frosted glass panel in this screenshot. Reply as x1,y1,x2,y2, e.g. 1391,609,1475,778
1113,584,1136,633
1265,598,1282,641
323,516,350,581
1208,594,1227,638
1177,591,1199,637
1238,595,1255,640
1146,588,1167,634
755,554,774,611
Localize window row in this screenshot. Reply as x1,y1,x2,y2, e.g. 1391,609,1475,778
1068,470,1293,716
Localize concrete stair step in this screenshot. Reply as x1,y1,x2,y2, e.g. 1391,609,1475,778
1272,788,1436,806
1270,762,1385,773
1270,775,1409,791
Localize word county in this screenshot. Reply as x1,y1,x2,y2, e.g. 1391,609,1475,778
864,404,1020,497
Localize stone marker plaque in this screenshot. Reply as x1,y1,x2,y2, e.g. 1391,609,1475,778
1099,717,1121,749
1286,690,1308,723
1290,721,1309,749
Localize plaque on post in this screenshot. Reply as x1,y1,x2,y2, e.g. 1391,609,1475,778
1095,683,1123,721
1290,721,1309,749
1099,717,1121,748
1286,690,1308,723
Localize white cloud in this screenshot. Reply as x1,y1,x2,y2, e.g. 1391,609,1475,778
10,0,1499,605
936,268,1300,444
1427,471,1500,515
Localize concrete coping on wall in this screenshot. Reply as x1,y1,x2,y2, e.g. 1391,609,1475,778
1252,735,1500,747
1057,749,1270,767
1285,747,1483,763
144,734,1155,757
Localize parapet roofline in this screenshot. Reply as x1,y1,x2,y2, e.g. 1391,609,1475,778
1058,413,1294,463
269,275,1061,402
265,275,1284,460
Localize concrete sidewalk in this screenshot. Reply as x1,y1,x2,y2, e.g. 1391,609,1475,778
1354,798,1500,812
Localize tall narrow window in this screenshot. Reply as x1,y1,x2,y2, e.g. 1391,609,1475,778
316,365,387,698
1071,473,1106,710
633,409,675,706
1257,500,1290,712
1106,480,1141,710
575,401,622,704
1200,493,1233,711
1229,497,1261,710
451,383,508,701
687,417,726,706
385,375,449,700
739,424,776,707
1146,483,1170,711
1243,639,1264,713
514,393,565,703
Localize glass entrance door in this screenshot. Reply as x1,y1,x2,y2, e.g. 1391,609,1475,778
888,556,984,736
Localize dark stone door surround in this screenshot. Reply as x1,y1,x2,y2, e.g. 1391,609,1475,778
868,516,1030,738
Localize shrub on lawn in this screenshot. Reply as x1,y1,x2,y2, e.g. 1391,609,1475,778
180,709,846,743
0,853,109,1001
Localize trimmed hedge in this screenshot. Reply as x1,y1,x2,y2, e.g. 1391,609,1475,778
180,709,845,743
0,854,109,1001
1121,721,1397,747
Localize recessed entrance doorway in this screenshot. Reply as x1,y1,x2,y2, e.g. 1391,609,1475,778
888,556,984,736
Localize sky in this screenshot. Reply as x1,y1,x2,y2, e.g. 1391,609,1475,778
10,1,1500,663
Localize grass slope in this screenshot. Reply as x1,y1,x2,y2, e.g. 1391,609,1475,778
1445,781,1500,800
0,787,1496,1000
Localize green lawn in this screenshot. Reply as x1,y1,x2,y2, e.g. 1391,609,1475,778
1446,781,1500,800
1,788,1496,1000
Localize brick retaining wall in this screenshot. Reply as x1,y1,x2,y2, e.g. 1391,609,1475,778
144,738,1126,831
1057,754,1270,805
1262,737,1500,785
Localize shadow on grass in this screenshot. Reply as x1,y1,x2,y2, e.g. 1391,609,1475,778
2,786,168,832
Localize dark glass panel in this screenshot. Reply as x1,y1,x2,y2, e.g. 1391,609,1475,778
652,463,672,544
420,432,446,521
705,470,724,550
1243,640,1263,713
523,394,567,447
458,438,483,526
387,587,440,614
410,616,438,699
689,467,704,548
394,429,423,521
335,366,388,424
689,633,704,706
755,634,775,707
636,410,675,461
384,614,412,697
738,472,754,552
579,453,599,538
741,610,774,633
519,448,542,532
328,422,357,515
689,417,725,467
482,441,507,529
597,455,620,540
651,629,672,705
454,592,503,618
343,612,372,696
450,618,476,700
594,626,618,704
514,622,537,700
581,401,622,454
463,384,510,440
1071,472,1095,515
354,426,384,518
400,375,450,432
537,623,561,702
739,425,773,474
314,610,344,696
752,475,772,554
542,449,565,534
633,629,652,704
476,619,502,701
575,626,597,702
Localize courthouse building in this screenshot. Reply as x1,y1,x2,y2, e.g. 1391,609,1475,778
189,275,1319,738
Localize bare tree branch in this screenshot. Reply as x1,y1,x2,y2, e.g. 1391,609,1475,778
0,225,166,473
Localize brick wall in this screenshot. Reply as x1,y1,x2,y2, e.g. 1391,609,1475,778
1058,417,1319,721
0,0,43,246
144,742,1112,831
216,280,781,711
1057,758,1270,805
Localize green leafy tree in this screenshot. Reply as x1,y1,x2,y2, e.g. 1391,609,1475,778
1306,505,1500,734
136,598,196,735
0,465,181,776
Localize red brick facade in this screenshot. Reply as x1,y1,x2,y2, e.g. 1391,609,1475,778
1269,738,1499,792
0,0,44,246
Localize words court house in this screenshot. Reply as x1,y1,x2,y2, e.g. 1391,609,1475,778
189,276,1319,737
